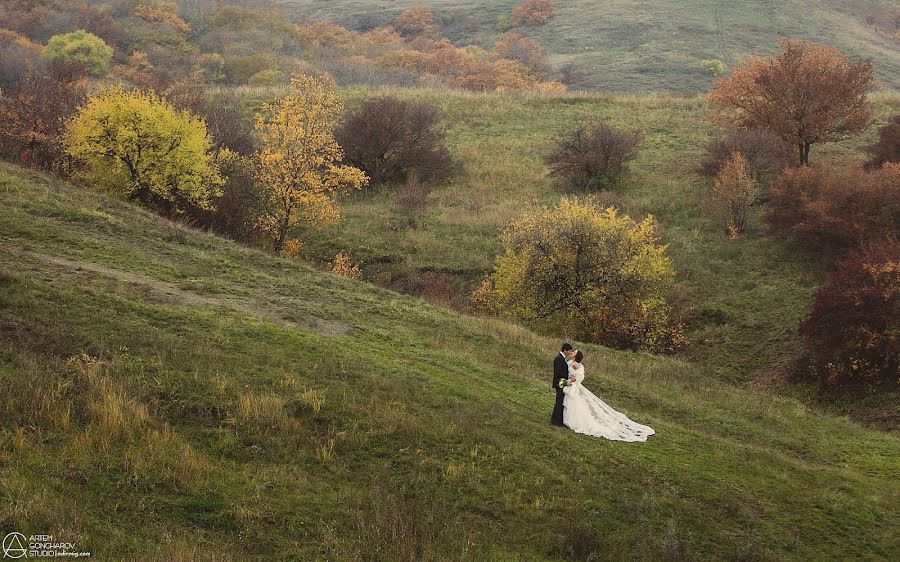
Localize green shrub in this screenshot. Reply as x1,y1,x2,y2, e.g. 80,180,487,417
42,30,113,76
699,59,726,77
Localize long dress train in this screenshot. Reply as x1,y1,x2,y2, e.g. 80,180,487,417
563,363,655,442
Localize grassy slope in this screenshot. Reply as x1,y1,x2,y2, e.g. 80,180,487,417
1,163,898,560
280,0,900,92
273,88,898,403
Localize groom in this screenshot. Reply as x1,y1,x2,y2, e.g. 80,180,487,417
551,342,573,427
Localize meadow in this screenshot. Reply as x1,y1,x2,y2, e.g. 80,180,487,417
1,160,898,560
231,86,899,427
281,0,900,92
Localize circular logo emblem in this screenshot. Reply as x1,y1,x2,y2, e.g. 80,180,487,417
2,533,27,559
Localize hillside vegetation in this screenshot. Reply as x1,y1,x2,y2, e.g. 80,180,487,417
1,162,898,559
244,88,894,404
281,0,900,92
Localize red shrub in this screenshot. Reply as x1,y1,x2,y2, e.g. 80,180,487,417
799,241,899,389
0,68,86,172
766,164,900,257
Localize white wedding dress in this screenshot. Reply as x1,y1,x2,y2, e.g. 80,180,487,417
563,361,655,442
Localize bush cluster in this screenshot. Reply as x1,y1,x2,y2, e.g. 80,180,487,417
510,0,556,26
697,128,793,187
545,121,643,191
763,153,900,390
799,241,899,389
766,164,900,258
337,98,454,187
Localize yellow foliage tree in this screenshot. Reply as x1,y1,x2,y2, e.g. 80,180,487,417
255,74,368,251
64,86,223,213
712,152,759,237
475,198,681,352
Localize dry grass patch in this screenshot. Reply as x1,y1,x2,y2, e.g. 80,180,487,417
124,426,208,489
299,388,326,415
235,391,303,447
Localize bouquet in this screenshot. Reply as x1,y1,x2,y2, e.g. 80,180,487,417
558,377,575,389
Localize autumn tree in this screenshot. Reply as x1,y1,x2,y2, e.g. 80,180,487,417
511,0,556,26
473,198,682,352
545,121,643,190
711,153,759,237
709,39,875,166
255,74,368,251
65,86,223,214
42,30,113,77
696,128,793,186
133,2,191,34
0,29,43,86
865,115,900,170
0,68,86,171
495,33,548,75
799,240,899,390
390,5,438,39
192,53,226,83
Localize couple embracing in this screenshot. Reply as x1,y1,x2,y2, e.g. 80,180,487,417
551,343,655,442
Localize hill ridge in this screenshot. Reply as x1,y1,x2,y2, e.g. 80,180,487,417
281,0,900,92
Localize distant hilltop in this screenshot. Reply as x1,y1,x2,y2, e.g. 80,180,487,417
279,0,900,92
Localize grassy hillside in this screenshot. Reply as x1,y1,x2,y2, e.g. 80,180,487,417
219,86,896,411
1,162,898,560
280,0,900,92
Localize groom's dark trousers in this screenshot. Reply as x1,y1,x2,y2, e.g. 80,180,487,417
551,353,568,426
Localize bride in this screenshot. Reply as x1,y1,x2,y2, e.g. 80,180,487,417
563,350,655,442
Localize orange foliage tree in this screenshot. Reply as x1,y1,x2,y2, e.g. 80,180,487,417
495,32,548,74
511,0,556,26
390,5,438,39
0,29,42,85
709,39,875,166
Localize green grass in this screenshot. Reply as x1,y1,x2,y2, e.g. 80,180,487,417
0,158,898,559
279,0,900,92
252,87,893,399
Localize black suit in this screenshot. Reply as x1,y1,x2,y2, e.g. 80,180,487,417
551,353,569,426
